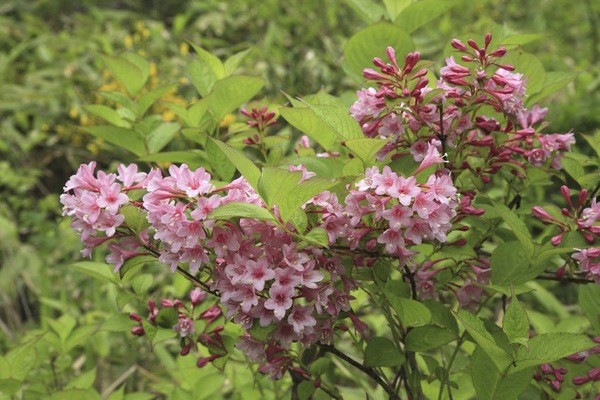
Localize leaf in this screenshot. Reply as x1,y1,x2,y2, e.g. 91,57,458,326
503,294,530,345
138,151,207,169
343,23,414,82
84,105,130,128
344,0,386,23
578,284,600,334
363,337,405,367
383,0,412,21
405,325,456,352
209,138,261,192
146,122,180,154
513,333,595,371
119,255,157,280
102,314,133,332
501,33,543,46
490,241,545,286
307,103,364,142
279,107,337,151
47,314,77,342
5,342,37,380
71,262,117,284
207,202,276,222
138,85,177,117
120,204,150,234
454,310,513,371
302,227,329,248
224,48,252,75
82,126,146,157
102,54,148,96
580,132,600,158
470,346,531,400
205,136,236,181
383,283,431,327
49,388,102,400
502,51,545,95
345,138,388,164
66,368,96,389
248,324,276,342
206,75,264,120
187,44,225,96
493,204,534,256
394,0,459,31
0,379,21,396
527,71,578,105
131,274,153,295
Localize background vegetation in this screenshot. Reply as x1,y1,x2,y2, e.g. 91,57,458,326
1,0,598,398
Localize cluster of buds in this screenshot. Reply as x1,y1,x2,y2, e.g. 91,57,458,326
534,363,568,392
349,34,575,181
241,106,277,145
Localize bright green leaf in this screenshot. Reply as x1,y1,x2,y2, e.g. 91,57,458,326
82,126,146,156
405,325,456,352
209,138,261,192
493,204,534,256
84,105,130,128
579,284,600,333
503,295,530,345
513,333,595,371
206,75,264,120
207,202,276,222
71,261,117,283
395,0,459,32
471,346,531,400
363,337,405,367
146,122,180,154
102,54,148,96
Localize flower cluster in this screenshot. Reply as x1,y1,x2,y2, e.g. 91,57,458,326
349,33,575,181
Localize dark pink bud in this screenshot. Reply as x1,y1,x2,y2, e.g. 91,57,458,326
577,189,588,208
491,47,506,57
550,379,561,391
555,265,567,278
461,55,475,62
131,326,145,336
386,46,397,65
572,375,590,385
451,39,467,51
541,364,553,374
190,288,206,306
467,39,479,50
484,33,492,48
589,367,600,381
180,342,192,356
551,232,565,246
129,313,142,323
313,379,321,388
532,206,552,220
363,68,385,80
497,64,515,71
196,354,220,368
561,186,573,207
593,337,600,343
566,353,588,363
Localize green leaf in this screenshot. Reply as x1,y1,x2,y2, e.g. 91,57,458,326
527,71,578,105
209,138,261,192
493,204,534,256
394,0,459,31
424,300,458,334
343,23,414,82
363,337,405,367
307,102,364,142
47,314,77,342
187,44,225,96
513,333,595,371
383,283,431,327
248,324,276,342
120,204,151,234
49,388,102,400
5,342,37,380
502,51,545,95
345,138,388,164
491,241,545,286
205,136,236,181
0,378,22,396
298,380,316,400
578,284,600,334
302,227,329,248
131,273,153,295
471,346,531,400
146,122,180,154
71,261,117,283
383,0,412,21
344,0,386,23
138,85,177,117
66,325,98,351
580,132,600,158
206,75,264,120
119,255,157,280
66,368,96,389
82,126,146,156
561,154,585,181
138,151,207,169
279,107,337,151
224,48,252,75
405,325,456,352
84,105,130,128
503,294,530,345
102,314,133,332
102,54,148,96
454,310,513,371
207,202,276,222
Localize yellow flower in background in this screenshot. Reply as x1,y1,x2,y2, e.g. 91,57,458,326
124,35,133,49
180,43,189,56
219,114,236,128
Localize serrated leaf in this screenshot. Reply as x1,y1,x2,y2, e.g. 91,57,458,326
120,204,150,234
279,107,337,151
471,346,531,400
82,126,146,156
102,54,148,96
205,137,236,181
344,0,386,23
187,44,225,97
119,254,157,280
146,122,180,154
302,227,329,248
84,105,130,127
491,241,545,286
454,310,513,371
71,261,117,283
343,23,414,82
345,138,388,164
209,138,261,192
131,273,153,295
383,283,431,327
206,75,264,120
503,295,529,344
248,324,276,341
224,48,252,75
138,85,177,117
493,204,534,256
363,337,405,367
579,284,600,334
207,202,276,222
405,325,456,352
394,0,459,32
513,333,595,371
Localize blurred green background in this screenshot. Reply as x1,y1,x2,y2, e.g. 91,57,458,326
1,0,598,398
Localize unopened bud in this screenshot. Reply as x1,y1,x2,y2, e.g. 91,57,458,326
484,33,492,48
451,39,467,51
131,326,145,336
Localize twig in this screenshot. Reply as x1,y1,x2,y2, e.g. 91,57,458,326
319,343,399,400
101,365,138,397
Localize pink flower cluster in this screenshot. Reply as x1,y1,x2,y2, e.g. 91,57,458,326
349,34,575,180
60,162,146,260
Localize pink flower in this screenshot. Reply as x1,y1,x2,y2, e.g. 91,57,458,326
287,305,317,335
173,316,195,337
265,285,295,320
382,204,413,230
241,258,275,291
415,143,446,174
117,163,147,188
393,176,421,206
581,198,600,227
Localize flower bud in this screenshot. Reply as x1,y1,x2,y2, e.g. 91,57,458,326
451,39,467,51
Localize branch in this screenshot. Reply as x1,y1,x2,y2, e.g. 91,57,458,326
319,343,399,400
536,274,595,284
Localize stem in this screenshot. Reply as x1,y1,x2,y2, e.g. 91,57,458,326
536,274,594,284
319,344,399,400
